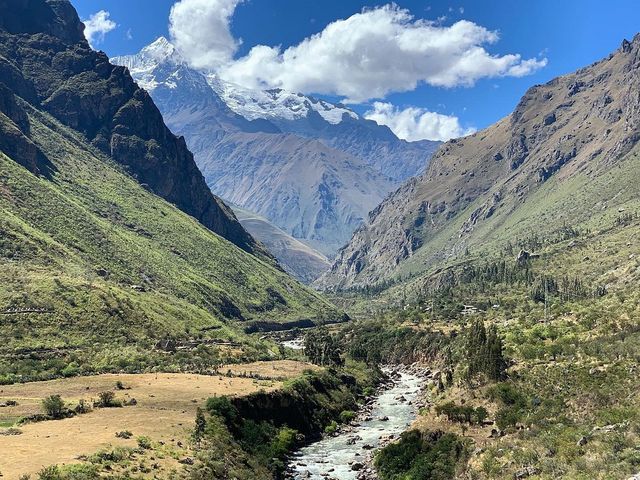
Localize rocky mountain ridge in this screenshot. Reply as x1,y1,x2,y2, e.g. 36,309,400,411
318,34,640,289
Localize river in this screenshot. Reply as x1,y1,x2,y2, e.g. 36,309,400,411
286,370,424,480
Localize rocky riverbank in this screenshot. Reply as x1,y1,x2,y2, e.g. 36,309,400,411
286,364,441,480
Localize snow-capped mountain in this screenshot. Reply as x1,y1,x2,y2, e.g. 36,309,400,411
112,38,440,273
115,37,359,126
113,37,183,92
209,76,359,125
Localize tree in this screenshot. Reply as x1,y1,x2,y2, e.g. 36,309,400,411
42,395,65,419
465,320,507,381
193,407,206,444
473,407,488,425
303,328,343,366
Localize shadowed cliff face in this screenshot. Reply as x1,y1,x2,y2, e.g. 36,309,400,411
0,0,267,259
318,34,640,290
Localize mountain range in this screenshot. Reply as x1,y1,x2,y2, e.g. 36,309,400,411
113,38,440,261
0,0,341,369
318,34,640,291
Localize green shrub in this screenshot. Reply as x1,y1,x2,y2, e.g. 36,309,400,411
137,436,152,450
375,430,468,480
61,362,80,378
495,406,523,430
473,406,489,424
42,395,66,419
205,396,238,426
37,465,60,480
435,402,488,425
115,430,133,439
95,391,120,408
487,383,527,408
268,427,297,459
339,410,356,423
324,420,338,434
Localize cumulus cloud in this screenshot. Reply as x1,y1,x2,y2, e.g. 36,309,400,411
212,4,546,102
169,0,243,70
83,10,117,47
365,102,476,142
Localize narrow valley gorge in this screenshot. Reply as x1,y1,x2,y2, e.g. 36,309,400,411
1,1,639,480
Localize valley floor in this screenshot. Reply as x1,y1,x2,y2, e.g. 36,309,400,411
0,360,314,479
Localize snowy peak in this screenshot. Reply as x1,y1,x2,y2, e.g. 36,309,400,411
208,75,359,125
114,38,359,125
113,37,181,70
112,37,186,92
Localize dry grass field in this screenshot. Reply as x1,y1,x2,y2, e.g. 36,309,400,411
218,359,320,379
0,360,316,479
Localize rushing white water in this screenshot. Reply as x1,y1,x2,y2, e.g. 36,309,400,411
281,338,304,350
286,371,423,480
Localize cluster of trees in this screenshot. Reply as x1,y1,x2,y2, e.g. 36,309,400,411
465,319,507,381
303,328,343,366
530,275,590,303
435,401,488,425
504,224,582,256
375,429,467,480
614,211,638,227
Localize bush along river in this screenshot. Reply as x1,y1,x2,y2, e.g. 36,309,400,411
285,366,431,480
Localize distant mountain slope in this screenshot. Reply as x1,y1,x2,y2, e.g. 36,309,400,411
113,39,439,256
318,35,640,290
232,206,330,284
207,76,440,181
204,132,393,255
0,0,343,379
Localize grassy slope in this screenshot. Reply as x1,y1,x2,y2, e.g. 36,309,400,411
337,148,640,478
0,103,339,380
349,144,640,313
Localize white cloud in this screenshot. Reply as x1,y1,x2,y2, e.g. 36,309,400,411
83,10,117,47
365,102,476,142
169,0,243,70
213,4,546,102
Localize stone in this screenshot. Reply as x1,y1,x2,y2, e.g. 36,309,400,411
514,466,539,479
543,112,557,125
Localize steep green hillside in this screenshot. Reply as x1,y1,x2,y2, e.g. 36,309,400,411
0,0,265,259
0,0,345,382
0,102,341,382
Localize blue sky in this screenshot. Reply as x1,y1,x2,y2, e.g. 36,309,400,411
71,0,640,140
